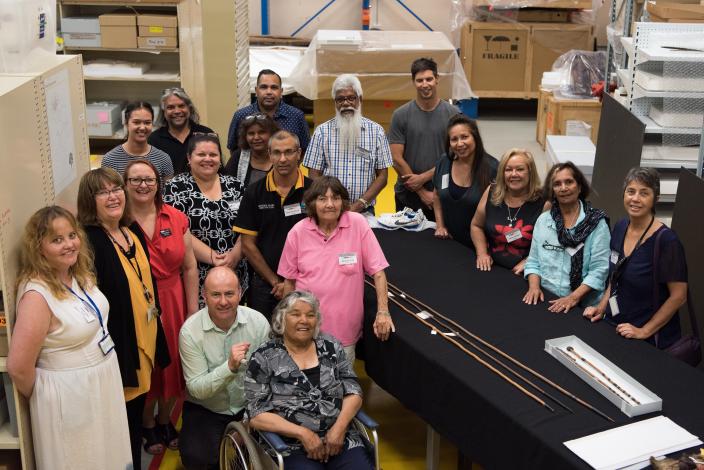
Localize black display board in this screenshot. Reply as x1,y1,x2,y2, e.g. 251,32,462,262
670,168,704,353
590,94,646,223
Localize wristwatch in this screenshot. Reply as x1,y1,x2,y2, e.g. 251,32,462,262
358,198,370,210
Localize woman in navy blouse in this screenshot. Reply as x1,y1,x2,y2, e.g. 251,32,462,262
583,167,687,349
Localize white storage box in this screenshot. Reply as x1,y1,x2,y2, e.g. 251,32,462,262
86,102,122,137
545,336,662,417
61,16,100,34
546,135,595,181
63,32,101,48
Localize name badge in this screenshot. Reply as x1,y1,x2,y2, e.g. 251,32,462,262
283,203,303,217
565,243,585,257
610,250,619,264
147,304,158,323
160,228,172,237
441,174,449,190
355,147,371,160
505,228,522,243
99,333,115,356
609,295,620,316
338,253,358,265
228,201,241,212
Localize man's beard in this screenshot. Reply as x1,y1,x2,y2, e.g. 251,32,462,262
335,105,362,152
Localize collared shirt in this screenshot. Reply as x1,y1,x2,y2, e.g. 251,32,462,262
524,200,611,306
234,170,312,273
101,144,173,179
303,116,393,203
277,211,389,346
227,102,310,152
179,305,270,416
148,122,214,175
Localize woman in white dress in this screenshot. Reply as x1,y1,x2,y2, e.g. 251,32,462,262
7,206,132,470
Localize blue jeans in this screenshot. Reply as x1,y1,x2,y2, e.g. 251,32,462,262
283,446,373,470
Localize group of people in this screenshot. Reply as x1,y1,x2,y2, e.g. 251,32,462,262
6,56,691,470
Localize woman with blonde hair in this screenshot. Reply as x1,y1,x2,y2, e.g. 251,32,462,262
470,148,548,274
8,206,132,469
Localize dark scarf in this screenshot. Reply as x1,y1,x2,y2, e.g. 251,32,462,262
551,199,608,291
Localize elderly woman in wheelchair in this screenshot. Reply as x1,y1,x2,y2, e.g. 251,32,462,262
243,290,375,469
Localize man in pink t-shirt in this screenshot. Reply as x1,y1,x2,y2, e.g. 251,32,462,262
278,176,394,363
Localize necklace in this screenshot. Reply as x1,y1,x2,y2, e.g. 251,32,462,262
506,202,524,227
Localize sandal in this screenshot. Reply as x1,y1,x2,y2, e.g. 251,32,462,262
142,426,165,455
159,422,179,451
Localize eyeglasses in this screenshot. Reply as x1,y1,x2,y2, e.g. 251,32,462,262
95,187,124,199
242,113,269,125
271,148,299,158
162,87,185,95
127,177,157,187
334,95,358,105
541,241,565,252
192,132,219,138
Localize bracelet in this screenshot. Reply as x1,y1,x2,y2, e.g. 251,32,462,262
376,311,391,317
358,198,370,209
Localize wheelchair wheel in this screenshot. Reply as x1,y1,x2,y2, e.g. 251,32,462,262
219,421,263,470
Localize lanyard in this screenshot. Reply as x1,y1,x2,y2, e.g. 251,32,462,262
66,284,106,334
610,216,655,292
105,227,155,305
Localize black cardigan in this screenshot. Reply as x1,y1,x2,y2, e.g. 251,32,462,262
85,223,171,388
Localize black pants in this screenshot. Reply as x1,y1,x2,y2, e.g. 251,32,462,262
394,192,436,221
126,393,147,470
180,401,245,470
247,272,279,322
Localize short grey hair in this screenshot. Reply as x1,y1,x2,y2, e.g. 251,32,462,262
155,87,201,128
623,167,660,211
331,74,363,99
268,130,300,152
271,291,322,338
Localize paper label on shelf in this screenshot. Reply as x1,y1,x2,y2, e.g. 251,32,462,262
97,111,109,123
149,26,164,33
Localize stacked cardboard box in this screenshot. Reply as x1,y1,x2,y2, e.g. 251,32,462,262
536,88,601,148
99,13,137,49
460,21,593,98
138,13,178,49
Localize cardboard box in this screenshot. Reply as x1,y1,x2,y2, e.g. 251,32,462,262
474,7,570,22
86,102,123,137
646,0,704,19
138,25,177,37
462,22,530,94
314,73,453,101
61,16,100,34
314,30,457,74
536,89,601,148
63,32,101,48
138,36,178,49
530,24,593,92
313,99,406,131
461,21,593,98
99,13,137,48
137,13,178,28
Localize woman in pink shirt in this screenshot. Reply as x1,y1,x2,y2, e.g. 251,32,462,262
278,176,394,363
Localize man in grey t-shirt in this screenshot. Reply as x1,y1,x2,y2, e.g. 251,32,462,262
389,58,459,220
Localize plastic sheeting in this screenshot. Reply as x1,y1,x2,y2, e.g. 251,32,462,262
551,50,606,98
0,0,56,73
249,46,306,95
288,29,474,101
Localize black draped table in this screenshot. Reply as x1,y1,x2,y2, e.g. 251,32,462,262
361,229,704,470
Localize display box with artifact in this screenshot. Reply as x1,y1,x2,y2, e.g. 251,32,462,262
545,336,662,417
288,30,473,102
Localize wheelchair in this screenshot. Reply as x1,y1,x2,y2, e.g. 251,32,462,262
219,410,379,470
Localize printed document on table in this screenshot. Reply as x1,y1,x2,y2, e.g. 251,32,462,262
564,415,701,470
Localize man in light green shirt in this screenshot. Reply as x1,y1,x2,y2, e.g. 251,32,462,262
178,266,270,469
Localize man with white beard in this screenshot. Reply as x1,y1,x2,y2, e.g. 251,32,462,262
303,74,392,213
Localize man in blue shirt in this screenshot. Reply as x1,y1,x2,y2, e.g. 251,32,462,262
227,69,310,157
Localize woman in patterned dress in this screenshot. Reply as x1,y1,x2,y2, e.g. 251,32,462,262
163,134,248,305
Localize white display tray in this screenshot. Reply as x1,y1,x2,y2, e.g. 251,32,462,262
649,102,704,128
545,336,662,417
